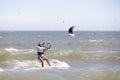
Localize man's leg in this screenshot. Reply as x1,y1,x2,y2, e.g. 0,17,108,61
39,55,44,68
45,57,51,66
41,61,44,67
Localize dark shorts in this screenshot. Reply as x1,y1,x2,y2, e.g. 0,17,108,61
37,52,43,55
37,52,46,62
38,54,47,62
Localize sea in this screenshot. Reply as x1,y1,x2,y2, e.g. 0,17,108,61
0,31,120,80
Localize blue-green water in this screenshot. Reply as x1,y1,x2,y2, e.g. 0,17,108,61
0,31,120,51
0,31,120,80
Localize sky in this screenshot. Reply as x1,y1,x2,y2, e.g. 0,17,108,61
0,0,120,31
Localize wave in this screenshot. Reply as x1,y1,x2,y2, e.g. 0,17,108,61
0,42,10,46
4,48,34,52
1,59,70,71
0,68,4,72
0,48,35,61
80,71,120,80
48,50,120,61
5,48,19,52
88,39,104,42
0,48,120,61
0,36,2,39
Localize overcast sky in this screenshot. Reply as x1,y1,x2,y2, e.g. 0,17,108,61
0,0,120,31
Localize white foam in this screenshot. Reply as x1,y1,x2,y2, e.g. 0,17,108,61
51,59,70,69
0,68,4,72
89,40,97,42
5,48,19,52
89,39,104,42
69,33,75,37
5,48,34,52
0,36,2,38
9,59,70,71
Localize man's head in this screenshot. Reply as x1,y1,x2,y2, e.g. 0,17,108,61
38,43,41,46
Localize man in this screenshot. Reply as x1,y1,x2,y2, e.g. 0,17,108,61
37,43,51,68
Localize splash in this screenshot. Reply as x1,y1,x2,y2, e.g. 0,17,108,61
0,68,4,72
5,48,19,52
6,59,70,71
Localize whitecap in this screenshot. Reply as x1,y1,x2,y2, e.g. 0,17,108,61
51,59,70,69
0,68,4,72
89,40,97,42
8,59,70,71
5,48,19,52
89,39,104,42
0,36,2,38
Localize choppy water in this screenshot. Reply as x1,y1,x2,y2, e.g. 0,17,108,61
0,31,120,80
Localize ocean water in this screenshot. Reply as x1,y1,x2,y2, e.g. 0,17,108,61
0,31,120,80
